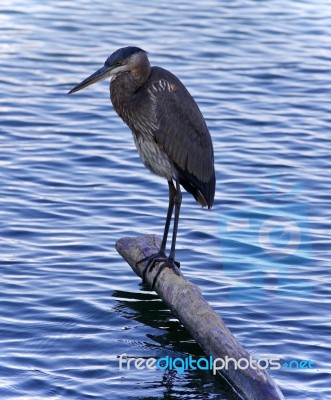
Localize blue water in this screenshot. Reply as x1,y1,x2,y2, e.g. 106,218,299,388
1,1,330,399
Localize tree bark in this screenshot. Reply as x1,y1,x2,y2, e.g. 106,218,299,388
115,234,285,400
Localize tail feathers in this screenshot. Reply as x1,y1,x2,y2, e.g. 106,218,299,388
177,167,215,209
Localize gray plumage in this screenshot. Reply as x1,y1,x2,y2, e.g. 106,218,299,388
69,46,216,287
110,52,215,207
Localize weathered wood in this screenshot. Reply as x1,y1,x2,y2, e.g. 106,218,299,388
115,234,285,400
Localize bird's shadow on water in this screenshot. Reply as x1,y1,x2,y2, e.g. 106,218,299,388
112,288,240,400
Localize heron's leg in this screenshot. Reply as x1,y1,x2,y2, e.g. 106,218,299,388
136,181,176,281
150,181,181,289
169,180,182,262
160,180,176,253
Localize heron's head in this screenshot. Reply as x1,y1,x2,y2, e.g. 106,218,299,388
68,46,149,94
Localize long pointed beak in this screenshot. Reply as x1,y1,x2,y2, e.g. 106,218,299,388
68,65,113,94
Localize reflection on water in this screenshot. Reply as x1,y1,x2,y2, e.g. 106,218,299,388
0,0,330,399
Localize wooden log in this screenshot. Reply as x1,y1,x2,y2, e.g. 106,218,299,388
115,234,285,400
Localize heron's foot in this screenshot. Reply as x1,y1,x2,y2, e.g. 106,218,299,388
150,257,180,290
136,251,166,268
137,251,167,283
136,251,180,288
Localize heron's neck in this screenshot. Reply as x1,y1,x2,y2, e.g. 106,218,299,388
112,55,151,91
110,63,151,117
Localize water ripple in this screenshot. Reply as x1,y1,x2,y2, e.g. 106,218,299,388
0,0,330,399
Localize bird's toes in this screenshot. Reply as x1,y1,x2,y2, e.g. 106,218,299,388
150,258,181,289
136,254,152,267
136,251,166,267
138,252,167,282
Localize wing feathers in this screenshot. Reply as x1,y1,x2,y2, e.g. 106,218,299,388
147,67,215,207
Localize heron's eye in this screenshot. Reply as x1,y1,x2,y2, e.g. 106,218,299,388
116,61,122,66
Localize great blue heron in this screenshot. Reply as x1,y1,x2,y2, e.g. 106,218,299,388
68,46,215,288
